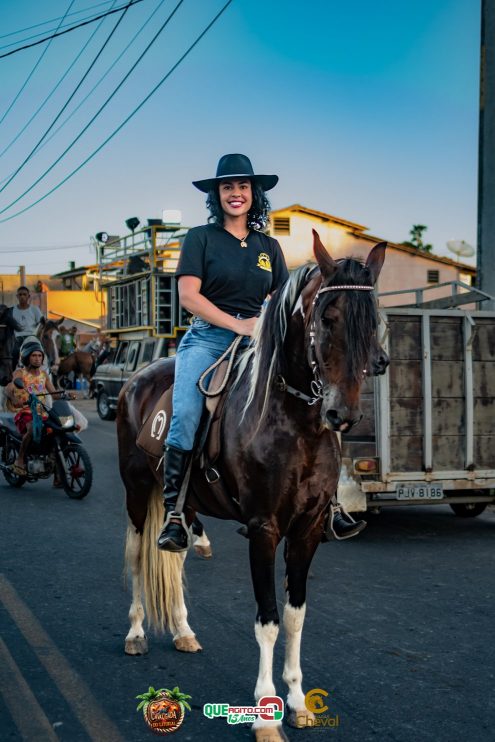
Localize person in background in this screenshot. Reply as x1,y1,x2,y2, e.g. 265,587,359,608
6,341,57,475
69,326,79,351
11,286,43,369
58,326,76,359
34,280,49,293
82,334,100,355
95,337,113,366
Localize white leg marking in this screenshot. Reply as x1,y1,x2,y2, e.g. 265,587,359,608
253,621,280,731
192,529,212,558
282,602,306,712
125,529,145,644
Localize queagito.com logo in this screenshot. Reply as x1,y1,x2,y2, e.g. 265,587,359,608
203,695,284,725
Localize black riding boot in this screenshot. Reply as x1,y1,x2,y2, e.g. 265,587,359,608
322,498,367,541
157,446,192,552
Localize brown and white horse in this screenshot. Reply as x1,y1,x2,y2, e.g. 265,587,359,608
117,233,386,740
37,317,63,371
57,351,96,391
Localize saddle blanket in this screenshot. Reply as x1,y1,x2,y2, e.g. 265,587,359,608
136,359,230,463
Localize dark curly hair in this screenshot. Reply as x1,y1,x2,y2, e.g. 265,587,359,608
206,181,272,231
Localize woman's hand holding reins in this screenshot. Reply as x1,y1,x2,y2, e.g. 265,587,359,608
233,316,257,337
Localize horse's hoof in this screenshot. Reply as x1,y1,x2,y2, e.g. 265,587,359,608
253,726,289,742
124,635,148,655
193,544,212,559
174,635,202,653
286,707,316,728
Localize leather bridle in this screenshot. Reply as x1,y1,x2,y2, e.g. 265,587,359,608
277,282,374,406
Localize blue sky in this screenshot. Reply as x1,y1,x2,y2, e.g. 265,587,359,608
0,0,481,273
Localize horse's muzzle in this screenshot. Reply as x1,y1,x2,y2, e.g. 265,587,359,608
372,350,390,376
324,409,362,433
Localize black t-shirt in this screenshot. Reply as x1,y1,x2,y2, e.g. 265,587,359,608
175,224,289,316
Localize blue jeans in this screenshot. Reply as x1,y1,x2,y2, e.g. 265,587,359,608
166,317,249,451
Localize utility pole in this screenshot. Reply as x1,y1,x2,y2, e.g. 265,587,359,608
19,265,26,287
477,0,495,308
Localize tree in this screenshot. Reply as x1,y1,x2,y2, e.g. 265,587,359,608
402,224,433,253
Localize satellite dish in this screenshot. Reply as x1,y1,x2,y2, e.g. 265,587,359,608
447,240,475,258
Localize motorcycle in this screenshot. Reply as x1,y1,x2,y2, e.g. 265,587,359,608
0,380,93,499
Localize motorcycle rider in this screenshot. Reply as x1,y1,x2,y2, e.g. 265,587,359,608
5,340,59,475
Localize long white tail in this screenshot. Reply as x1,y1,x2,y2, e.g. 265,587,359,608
126,484,185,635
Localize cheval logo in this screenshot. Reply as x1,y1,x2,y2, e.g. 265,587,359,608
136,685,192,734
257,252,272,272
302,688,339,728
305,688,329,714
150,410,167,441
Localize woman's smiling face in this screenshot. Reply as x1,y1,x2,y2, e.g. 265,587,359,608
218,178,253,219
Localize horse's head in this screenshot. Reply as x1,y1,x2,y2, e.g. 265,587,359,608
307,230,387,432
38,316,64,337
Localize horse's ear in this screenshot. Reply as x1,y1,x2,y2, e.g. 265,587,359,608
365,241,387,284
56,317,64,326
39,316,46,326
312,229,338,280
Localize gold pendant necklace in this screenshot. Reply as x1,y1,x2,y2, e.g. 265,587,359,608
240,231,249,248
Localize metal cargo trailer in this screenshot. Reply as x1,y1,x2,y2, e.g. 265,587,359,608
340,285,495,517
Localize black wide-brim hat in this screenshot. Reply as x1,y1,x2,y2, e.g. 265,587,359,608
192,153,279,193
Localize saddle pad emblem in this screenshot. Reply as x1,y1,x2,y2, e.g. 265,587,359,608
151,410,167,440
257,252,272,272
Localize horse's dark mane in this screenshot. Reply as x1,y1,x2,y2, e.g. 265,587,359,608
240,263,316,421
241,256,377,423
319,257,378,383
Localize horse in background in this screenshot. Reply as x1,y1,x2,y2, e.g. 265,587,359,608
57,351,96,393
0,305,22,409
117,232,387,741
36,317,95,392
37,317,63,373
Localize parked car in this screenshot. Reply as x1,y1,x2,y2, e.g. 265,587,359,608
92,336,178,420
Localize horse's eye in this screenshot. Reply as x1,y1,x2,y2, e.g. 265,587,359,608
321,315,333,328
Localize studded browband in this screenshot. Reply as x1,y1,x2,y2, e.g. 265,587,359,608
317,285,374,294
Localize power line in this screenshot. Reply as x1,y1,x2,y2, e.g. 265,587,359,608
0,1,76,128
0,244,90,252
0,0,185,210
0,0,120,161
0,0,144,59
0,2,130,52
0,0,130,194
0,0,234,225
0,261,83,267
0,3,120,51
0,0,167,181
0,1,115,40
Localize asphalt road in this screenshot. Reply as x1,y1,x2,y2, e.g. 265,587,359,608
1,399,495,742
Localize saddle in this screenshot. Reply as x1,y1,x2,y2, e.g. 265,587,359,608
136,358,231,469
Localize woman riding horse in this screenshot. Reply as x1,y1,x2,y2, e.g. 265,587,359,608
117,231,386,741
157,153,363,552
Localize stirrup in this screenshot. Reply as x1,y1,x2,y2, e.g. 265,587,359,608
325,504,365,541
158,511,191,551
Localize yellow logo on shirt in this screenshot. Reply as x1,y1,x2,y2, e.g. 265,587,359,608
257,253,272,272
